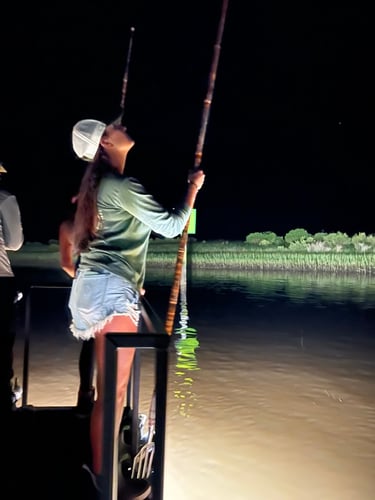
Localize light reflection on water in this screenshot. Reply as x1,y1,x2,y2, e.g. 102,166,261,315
13,267,375,499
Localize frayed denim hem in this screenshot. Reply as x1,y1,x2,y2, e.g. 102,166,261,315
70,307,140,341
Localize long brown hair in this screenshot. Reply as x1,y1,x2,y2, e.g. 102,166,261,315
73,147,111,253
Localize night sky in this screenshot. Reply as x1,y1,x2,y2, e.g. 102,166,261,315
0,1,372,242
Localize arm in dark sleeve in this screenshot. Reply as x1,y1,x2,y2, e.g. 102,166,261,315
123,178,191,238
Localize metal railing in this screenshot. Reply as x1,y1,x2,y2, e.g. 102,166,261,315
21,284,170,500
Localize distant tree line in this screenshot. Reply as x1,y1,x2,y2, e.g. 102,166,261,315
245,228,375,253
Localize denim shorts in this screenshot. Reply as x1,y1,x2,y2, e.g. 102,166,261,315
68,268,140,340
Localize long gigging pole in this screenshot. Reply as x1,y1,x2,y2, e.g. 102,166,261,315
113,26,135,124
164,0,229,335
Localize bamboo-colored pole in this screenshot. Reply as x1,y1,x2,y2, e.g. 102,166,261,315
164,0,229,335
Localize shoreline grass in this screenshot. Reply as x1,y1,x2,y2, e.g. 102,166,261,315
8,240,375,275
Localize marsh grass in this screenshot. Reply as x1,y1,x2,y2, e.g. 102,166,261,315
8,239,375,274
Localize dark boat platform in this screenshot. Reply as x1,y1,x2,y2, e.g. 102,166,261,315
7,405,92,500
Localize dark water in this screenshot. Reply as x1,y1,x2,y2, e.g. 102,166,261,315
12,266,375,500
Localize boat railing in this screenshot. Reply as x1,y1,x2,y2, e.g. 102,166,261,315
21,284,170,500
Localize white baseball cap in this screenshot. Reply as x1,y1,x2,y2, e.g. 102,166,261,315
72,119,107,161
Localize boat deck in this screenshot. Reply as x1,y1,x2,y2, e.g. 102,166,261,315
7,405,92,500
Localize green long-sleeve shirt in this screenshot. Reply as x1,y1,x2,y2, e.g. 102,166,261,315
78,174,191,291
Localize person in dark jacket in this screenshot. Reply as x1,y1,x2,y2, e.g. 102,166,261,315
0,162,24,414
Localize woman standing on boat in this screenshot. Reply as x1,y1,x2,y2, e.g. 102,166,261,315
68,118,205,498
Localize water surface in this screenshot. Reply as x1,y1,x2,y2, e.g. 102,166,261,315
12,268,375,500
